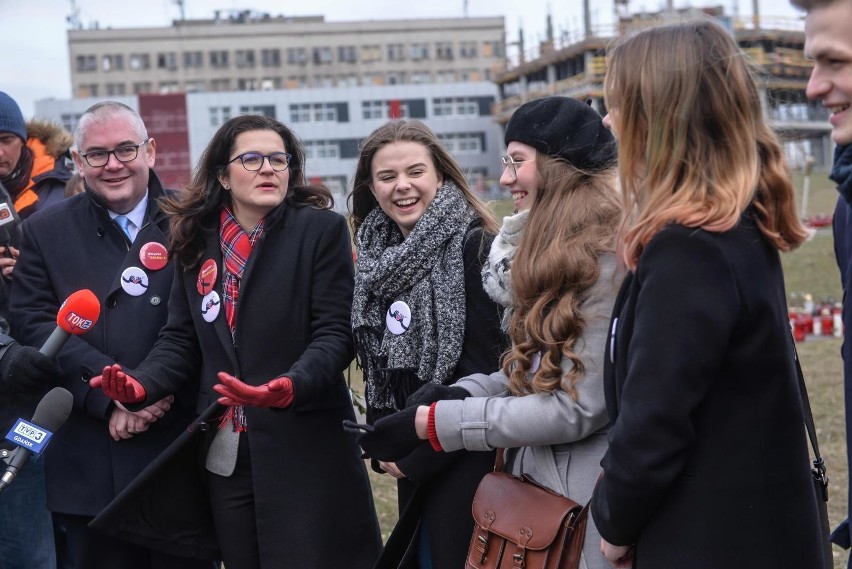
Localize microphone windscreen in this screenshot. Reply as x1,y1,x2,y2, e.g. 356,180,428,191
56,289,101,335
31,387,73,432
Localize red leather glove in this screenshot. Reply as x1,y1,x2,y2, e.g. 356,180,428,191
213,372,294,409
89,363,147,404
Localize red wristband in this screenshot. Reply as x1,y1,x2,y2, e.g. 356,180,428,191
427,402,443,452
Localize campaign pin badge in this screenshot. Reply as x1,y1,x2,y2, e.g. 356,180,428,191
120,266,149,297
197,259,217,296
200,290,221,323
386,301,412,335
139,242,168,271
5,419,53,455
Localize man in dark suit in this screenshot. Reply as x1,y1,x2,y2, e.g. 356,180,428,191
8,101,212,569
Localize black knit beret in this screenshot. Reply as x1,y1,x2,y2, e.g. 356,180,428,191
504,96,616,171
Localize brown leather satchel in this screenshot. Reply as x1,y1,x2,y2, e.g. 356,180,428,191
466,451,588,569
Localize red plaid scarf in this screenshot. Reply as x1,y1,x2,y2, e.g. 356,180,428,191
218,207,264,433
219,207,264,334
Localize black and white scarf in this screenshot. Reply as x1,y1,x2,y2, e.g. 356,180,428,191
352,182,476,419
481,209,528,331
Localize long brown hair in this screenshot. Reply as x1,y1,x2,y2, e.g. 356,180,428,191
161,115,331,270
349,119,497,235
503,155,621,398
606,18,808,270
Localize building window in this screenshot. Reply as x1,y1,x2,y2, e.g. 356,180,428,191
261,49,280,67
159,81,180,93
387,44,405,61
313,47,333,65
237,78,259,90
286,76,307,89
362,101,385,120
60,113,82,134
436,70,457,83
482,40,504,58
361,100,409,120
185,81,205,93
210,106,232,127
78,84,98,97
261,77,281,90
105,83,126,96
157,52,177,70
338,75,359,88
304,140,339,160
436,42,454,60
387,72,406,85
132,82,152,94
239,105,276,118
76,55,97,72
289,103,338,123
460,41,478,58
287,48,306,65
102,54,123,72
183,51,203,68
314,76,335,88
129,53,150,71
411,72,431,84
338,45,357,63
433,97,480,117
361,45,381,63
209,50,229,69
236,50,256,68
440,133,483,154
410,43,429,60
210,78,231,92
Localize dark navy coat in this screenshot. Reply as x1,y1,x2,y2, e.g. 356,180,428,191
8,172,196,517
591,216,824,568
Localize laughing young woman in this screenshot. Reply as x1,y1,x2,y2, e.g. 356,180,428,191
349,119,507,568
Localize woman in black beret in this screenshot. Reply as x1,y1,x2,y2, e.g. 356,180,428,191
351,97,623,569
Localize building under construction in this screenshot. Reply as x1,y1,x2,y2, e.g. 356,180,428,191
492,4,832,170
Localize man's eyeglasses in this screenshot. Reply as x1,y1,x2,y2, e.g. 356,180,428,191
80,139,150,168
500,155,532,180
227,152,292,172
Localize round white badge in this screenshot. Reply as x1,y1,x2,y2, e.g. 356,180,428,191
200,290,221,323
120,266,149,297
386,301,412,335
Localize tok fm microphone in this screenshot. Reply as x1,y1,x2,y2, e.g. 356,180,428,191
40,289,101,358
0,387,73,492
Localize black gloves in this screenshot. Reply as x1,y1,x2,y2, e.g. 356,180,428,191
405,383,469,408
343,406,422,462
0,343,60,394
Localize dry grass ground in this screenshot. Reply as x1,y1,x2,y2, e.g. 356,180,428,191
357,172,852,565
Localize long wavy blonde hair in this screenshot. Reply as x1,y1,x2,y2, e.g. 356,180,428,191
503,155,621,399
606,18,808,270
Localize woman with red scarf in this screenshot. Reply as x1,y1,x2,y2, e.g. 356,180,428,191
90,114,381,569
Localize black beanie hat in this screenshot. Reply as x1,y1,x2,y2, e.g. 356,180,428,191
504,96,616,171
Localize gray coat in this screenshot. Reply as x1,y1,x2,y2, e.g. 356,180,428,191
433,254,619,569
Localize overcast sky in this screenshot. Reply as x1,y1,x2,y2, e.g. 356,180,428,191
1,0,803,118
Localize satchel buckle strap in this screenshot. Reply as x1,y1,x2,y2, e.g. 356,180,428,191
812,457,829,502
476,510,496,563
512,527,533,568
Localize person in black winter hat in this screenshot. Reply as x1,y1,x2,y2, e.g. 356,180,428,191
503,96,616,172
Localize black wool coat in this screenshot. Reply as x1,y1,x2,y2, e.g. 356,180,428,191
96,200,382,568
590,215,825,568
8,172,198,517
